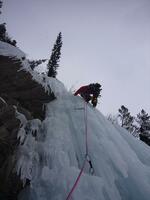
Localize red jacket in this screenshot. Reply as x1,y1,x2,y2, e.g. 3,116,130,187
74,85,89,96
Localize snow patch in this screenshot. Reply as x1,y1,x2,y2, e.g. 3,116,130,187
0,41,25,59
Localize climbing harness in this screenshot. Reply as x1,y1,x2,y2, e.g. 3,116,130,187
91,96,98,107
66,101,94,200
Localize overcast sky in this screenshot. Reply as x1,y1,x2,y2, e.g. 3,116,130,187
1,0,150,116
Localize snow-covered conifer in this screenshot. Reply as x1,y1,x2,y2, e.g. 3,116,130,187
118,105,134,133
136,109,150,146
47,32,62,78
0,1,2,14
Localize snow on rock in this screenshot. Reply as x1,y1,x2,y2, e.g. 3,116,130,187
15,118,43,185
0,41,25,59
14,107,44,185
17,79,150,200
27,71,67,98
0,41,67,98
21,66,68,98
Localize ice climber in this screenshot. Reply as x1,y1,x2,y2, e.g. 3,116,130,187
74,83,102,107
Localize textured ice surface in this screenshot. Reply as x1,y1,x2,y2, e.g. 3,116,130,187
17,80,150,200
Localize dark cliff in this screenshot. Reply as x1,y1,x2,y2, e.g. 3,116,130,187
0,55,55,199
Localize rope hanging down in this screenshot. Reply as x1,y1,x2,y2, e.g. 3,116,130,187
65,101,94,200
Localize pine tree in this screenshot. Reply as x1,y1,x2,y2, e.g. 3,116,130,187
0,1,2,14
136,109,150,146
0,23,17,46
0,1,17,46
118,105,134,133
47,32,62,78
0,23,6,41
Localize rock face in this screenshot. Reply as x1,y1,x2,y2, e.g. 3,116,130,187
0,56,54,119
0,55,54,199
140,134,150,146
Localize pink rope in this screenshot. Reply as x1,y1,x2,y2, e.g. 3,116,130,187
66,102,88,200
65,158,87,200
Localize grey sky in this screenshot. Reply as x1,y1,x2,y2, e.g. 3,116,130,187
1,0,150,116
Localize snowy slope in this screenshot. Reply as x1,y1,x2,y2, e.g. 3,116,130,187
0,41,26,58
16,79,150,200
